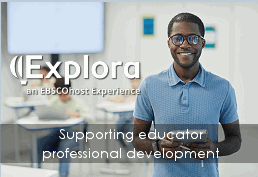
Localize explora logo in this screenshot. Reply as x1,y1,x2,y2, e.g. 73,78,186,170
10,55,140,86
10,55,27,85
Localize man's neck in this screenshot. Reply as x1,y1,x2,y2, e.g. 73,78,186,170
173,62,200,83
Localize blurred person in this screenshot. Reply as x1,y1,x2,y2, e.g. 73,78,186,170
32,77,89,177
109,78,141,155
51,78,88,118
29,66,56,88
133,12,241,176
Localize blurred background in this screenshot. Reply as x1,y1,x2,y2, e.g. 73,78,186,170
2,2,258,124
1,2,258,177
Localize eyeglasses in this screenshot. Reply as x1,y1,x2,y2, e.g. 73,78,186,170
168,34,204,46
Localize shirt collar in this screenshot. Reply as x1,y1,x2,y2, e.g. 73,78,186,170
167,62,206,87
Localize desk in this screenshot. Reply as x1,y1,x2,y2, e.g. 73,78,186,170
16,116,85,168
5,98,49,162
96,101,135,175
1,164,58,177
96,101,135,113
5,99,49,109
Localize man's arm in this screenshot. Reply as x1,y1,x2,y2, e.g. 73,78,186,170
132,117,153,153
186,119,241,159
133,118,183,158
216,119,241,156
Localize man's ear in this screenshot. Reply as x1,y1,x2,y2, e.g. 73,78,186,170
202,39,206,48
167,39,171,48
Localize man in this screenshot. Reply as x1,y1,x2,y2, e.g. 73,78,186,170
34,77,89,177
132,13,241,177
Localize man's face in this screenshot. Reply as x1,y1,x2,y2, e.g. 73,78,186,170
168,22,205,69
39,69,49,83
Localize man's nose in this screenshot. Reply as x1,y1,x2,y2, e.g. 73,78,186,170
180,38,191,48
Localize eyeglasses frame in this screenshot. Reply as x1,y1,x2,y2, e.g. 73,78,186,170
168,34,205,46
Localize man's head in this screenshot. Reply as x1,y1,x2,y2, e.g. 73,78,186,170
39,66,51,83
54,77,71,103
167,13,205,38
167,13,206,69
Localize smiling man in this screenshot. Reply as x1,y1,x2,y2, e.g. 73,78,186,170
132,13,241,176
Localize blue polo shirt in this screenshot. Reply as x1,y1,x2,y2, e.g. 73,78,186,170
133,63,238,177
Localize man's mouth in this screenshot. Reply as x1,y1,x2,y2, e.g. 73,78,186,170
178,52,194,56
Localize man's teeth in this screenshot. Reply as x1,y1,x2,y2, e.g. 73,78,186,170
180,53,192,55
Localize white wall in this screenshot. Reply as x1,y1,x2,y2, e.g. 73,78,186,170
232,3,258,123
1,2,258,123
58,2,139,120
1,3,51,123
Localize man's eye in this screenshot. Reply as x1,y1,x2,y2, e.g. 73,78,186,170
174,36,182,42
193,36,198,43
188,36,194,42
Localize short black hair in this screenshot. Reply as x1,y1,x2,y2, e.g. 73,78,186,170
54,77,71,90
167,12,205,38
41,66,51,72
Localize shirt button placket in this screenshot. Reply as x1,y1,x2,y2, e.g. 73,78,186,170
181,84,189,112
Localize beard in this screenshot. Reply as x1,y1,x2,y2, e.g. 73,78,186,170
172,51,202,69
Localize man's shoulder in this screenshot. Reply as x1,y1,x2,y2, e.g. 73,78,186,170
206,70,230,86
143,69,169,84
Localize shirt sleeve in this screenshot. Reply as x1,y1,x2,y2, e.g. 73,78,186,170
219,82,239,124
133,78,154,122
